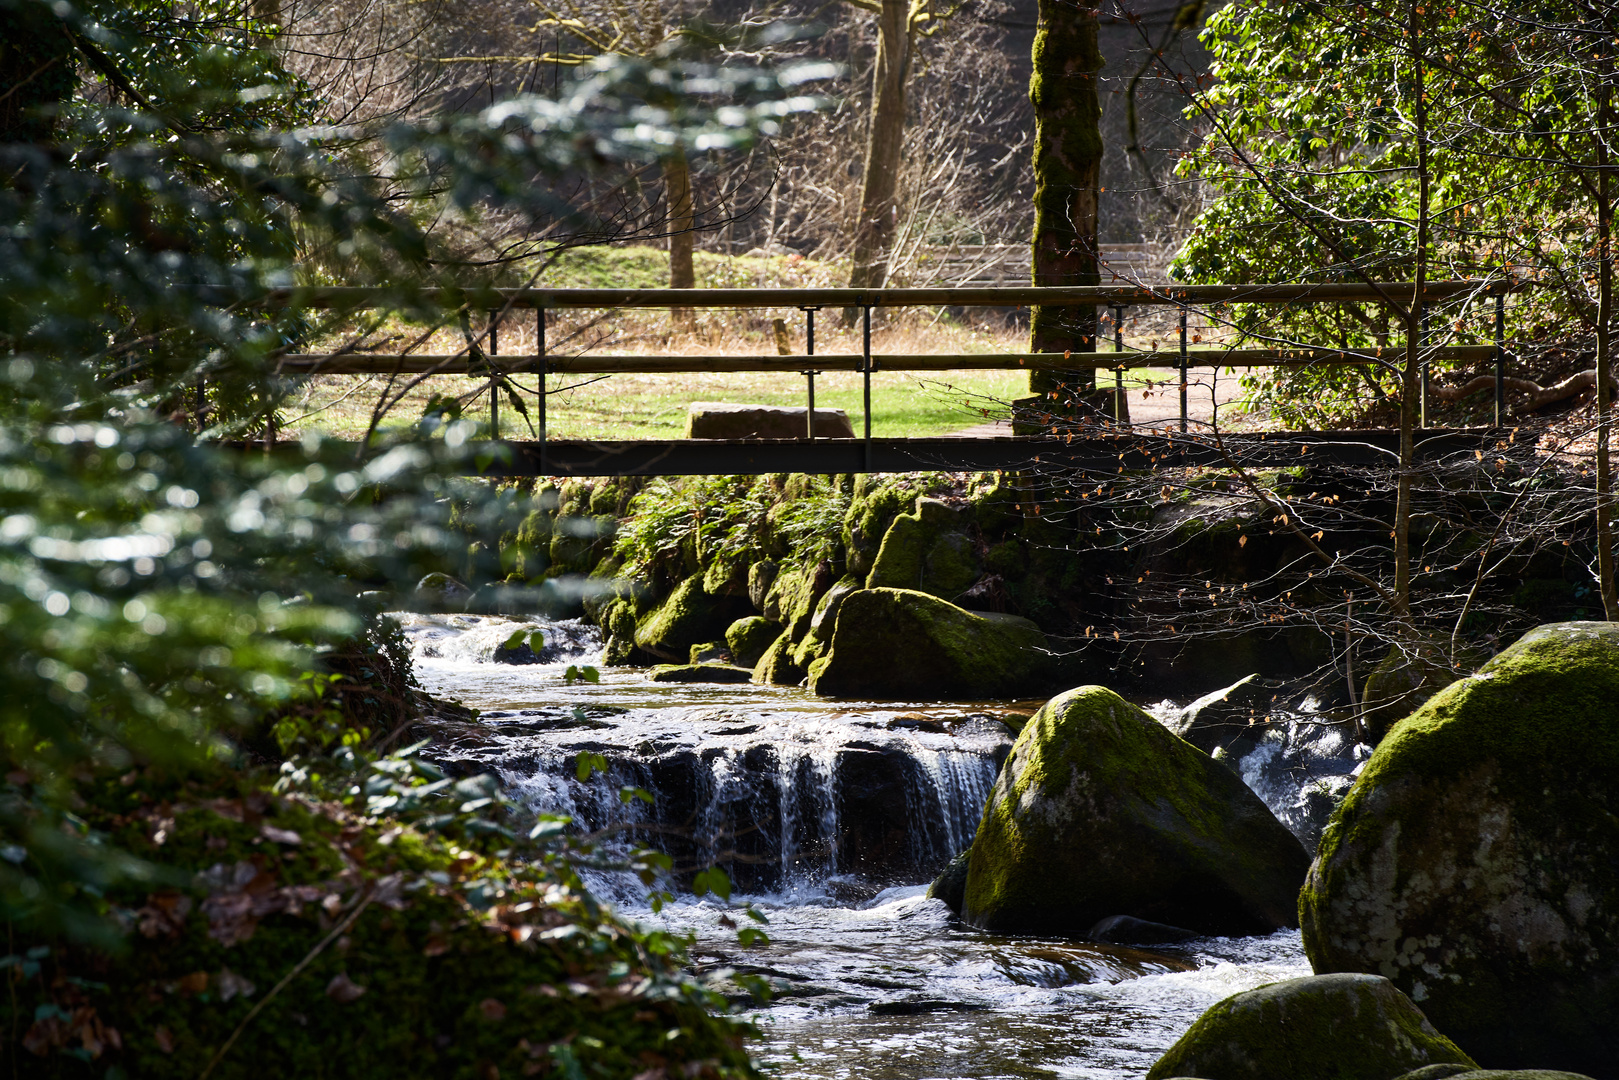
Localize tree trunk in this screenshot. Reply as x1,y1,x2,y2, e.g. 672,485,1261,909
665,150,696,332
0,5,77,142
1393,0,1429,624
1597,70,1617,619
848,0,911,294
1028,0,1102,397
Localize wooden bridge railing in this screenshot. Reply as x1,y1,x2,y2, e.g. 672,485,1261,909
248,279,1521,474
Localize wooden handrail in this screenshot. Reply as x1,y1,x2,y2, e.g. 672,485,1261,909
232,279,1519,311
274,345,1500,376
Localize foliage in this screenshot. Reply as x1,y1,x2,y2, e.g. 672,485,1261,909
1173,0,1615,422
0,752,763,1078
612,475,851,582
0,6,814,1074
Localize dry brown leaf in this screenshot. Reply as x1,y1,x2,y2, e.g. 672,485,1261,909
154,1026,176,1054
326,973,368,1003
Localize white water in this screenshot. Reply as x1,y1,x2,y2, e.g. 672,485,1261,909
399,613,1347,1079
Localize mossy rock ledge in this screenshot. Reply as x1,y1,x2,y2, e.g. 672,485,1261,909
633,573,750,662
1301,621,1619,1074
805,587,1049,699
1146,973,1477,1080
961,685,1310,936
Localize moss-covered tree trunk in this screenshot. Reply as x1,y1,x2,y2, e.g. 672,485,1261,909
848,0,911,294
1028,0,1102,397
665,149,696,331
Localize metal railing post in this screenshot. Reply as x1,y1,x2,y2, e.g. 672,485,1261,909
537,307,547,473
1179,305,1189,434
1494,291,1506,426
1112,303,1126,424
862,304,873,473
802,306,821,440
488,309,500,440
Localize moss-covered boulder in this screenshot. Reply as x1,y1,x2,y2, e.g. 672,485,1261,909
927,849,972,913
1301,622,1619,1074
634,574,750,662
842,479,924,578
751,630,805,687
1146,973,1476,1080
726,616,780,668
962,685,1309,936
1163,673,1276,755
1360,643,1456,743
865,498,982,601
805,588,1050,699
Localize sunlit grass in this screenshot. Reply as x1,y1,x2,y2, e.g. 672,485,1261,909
281,246,1252,440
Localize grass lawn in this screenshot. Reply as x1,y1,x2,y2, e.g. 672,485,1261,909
279,245,1252,441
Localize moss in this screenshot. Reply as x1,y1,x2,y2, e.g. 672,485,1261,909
962,685,1308,936
6,771,758,1080
689,641,728,663
1360,643,1455,743
865,511,928,590
866,499,981,601
725,616,779,668
633,574,748,662
1301,622,1619,1073
1146,974,1476,1080
788,577,862,670
806,588,1050,699
702,556,748,597
649,663,755,684
842,481,921,577
751,631,804,686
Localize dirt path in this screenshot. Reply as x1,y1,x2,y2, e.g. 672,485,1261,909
951,366,1256,437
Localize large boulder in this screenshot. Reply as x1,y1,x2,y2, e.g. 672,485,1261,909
1301,623,1619,1074
806,588,1050,699
961,685,1310,936
1146,973,1476,1080
725,615,780,668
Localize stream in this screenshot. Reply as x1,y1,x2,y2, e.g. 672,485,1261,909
400,612,1367,1079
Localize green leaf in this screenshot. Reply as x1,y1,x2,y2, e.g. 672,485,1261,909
691,866,731,901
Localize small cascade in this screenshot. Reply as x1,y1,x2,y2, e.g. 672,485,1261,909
491,734,1005,894
399,614,1014,894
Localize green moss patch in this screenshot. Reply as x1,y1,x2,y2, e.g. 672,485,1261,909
963,685,1308,936
1147,973,1475,1080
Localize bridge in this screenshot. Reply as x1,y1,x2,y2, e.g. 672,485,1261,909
254,279,1520,476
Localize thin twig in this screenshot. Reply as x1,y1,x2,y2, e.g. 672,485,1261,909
197,885,376,1080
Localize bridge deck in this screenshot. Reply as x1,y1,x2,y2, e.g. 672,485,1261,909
455,429,1503,477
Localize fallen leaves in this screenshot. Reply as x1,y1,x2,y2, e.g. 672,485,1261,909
198,860,329,947
136,891,193,939
326,972,368,1003
23,1003,121,1060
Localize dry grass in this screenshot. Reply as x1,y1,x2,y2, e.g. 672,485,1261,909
277,247,1255,440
